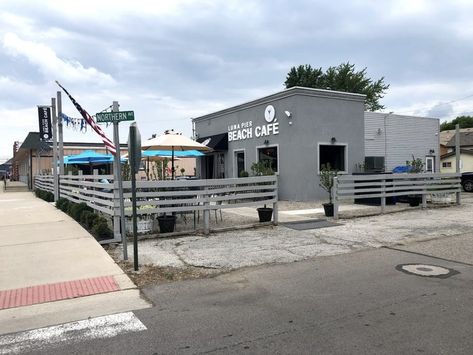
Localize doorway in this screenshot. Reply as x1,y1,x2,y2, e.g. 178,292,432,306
234,150,245,177
425,156,434,173
204,155,214,179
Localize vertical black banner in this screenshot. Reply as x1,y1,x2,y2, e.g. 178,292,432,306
37,106,52,141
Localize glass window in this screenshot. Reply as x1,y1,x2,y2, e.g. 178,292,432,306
257,146,278,173
319,145,346,172
442,162,451,168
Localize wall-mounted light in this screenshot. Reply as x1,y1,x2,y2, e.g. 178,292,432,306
264,139,270,145
429,149,435,154
331,137,337,144
284,111,292,118
376,128,383,135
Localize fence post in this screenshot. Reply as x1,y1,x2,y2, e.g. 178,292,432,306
332,177,338,220
203,184,210,235
381,178,386,213
456,173,461,205
272,176,278,226
422,178,427,208
57,173,61,200
113,179,122,241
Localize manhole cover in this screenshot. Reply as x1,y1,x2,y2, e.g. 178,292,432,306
395,264,459,278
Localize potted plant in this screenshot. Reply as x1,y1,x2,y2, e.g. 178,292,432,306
406,156,424,207
319,164,338,217
251,161,275,222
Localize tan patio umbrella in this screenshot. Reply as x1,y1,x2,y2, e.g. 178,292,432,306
142,131,211,179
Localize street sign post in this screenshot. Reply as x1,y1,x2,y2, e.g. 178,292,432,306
128,122,141,271
96,111,134,123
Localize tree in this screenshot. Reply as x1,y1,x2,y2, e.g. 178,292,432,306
284,62,389,111
440,116,473,131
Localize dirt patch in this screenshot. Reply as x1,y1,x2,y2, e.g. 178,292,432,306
105,244,222,287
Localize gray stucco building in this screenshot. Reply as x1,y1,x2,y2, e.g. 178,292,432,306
192,87,366,201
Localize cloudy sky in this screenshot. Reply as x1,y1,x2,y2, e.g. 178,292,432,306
2,0,473,161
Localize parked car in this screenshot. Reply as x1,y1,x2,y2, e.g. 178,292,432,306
461,172,473,192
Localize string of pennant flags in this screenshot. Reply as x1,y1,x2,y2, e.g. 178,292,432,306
59,112,114,133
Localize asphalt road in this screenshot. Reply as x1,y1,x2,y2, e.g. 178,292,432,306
10,236,473,355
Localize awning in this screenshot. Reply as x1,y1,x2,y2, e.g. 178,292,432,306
197,133,228,151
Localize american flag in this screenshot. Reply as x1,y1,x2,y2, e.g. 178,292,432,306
55,81,116,154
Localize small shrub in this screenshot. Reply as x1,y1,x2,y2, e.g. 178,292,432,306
56,197,67,210
60,200,70,213
251,161,275,176
70,203,92,221
239,170,249,177
45,192,54,202
66,201,77,216
92,217,113,239
80,210,93,225
85,212,100,229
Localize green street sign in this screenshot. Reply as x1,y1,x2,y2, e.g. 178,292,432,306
96,111,134,123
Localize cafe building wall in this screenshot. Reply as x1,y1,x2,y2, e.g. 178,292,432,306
193,86,366,201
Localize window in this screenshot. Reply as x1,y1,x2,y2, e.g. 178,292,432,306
257,146,278,173
319,144,346,172
442,162,451,168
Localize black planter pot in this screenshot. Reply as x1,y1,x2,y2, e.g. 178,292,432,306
408,195,421,207
323,203,334,217
157,215,176,233
257,207,273,222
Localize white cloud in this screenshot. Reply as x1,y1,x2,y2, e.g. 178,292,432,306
2,33,115,86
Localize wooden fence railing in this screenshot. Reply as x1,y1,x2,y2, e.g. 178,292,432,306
34,175,54,193
332,173,461,219
34,174,278,237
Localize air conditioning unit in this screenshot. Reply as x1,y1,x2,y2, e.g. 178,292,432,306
364,156,385,173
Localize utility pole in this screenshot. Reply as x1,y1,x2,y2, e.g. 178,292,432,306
57,91,64,175
455,123,461,205
112,101,128,260
51,97,59,201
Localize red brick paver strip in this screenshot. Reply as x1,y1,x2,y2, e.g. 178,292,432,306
0,276,119,310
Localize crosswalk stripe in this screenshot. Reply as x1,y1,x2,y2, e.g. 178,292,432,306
0,312,146,354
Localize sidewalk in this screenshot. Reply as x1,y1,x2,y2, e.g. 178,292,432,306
0,189,150,335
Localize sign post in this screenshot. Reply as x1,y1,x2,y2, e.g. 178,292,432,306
128,122,141,271
51,98,59,201
108,103,128,260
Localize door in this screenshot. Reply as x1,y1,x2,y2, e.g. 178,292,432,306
204,155,214,179
235,151,245,177
425,156,434,173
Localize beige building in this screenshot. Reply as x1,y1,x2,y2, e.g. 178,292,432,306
440,149,473,173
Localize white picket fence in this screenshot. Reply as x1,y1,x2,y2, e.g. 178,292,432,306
332,173,461,219
34,174,278,237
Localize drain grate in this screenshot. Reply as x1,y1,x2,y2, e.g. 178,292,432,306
283,219,341,231
395,263,459,279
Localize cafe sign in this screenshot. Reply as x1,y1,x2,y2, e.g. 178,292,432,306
228,105,279,142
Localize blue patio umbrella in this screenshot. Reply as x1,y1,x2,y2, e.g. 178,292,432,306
64,150,119,174
66,150,115,164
